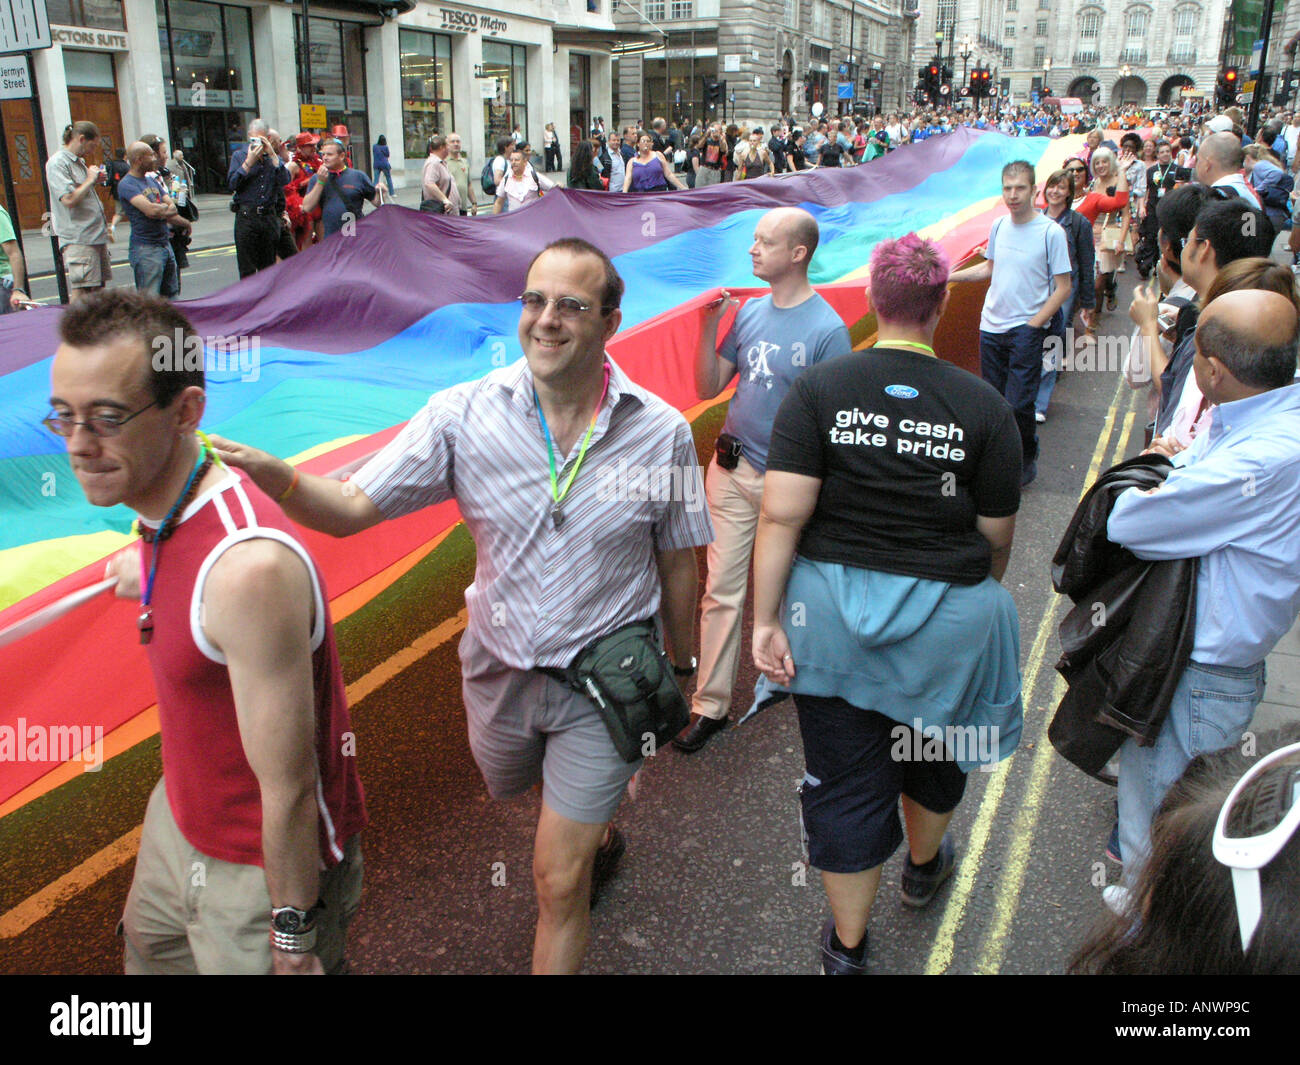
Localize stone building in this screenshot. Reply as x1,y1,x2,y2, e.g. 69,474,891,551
611,0,919,131
913,0,1233,109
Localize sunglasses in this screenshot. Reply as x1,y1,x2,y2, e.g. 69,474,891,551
1213,740,1300,952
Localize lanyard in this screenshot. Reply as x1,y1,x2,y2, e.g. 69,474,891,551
876,338,935,357
137,443,212,644
533,363,610,529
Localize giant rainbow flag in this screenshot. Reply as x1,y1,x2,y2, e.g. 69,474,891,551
0,128,1077,811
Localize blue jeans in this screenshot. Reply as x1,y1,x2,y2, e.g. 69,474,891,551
980,324,1046,468
377,166,394,195
1035,294,1075,416
1118,659,1266,887
129,242,179,298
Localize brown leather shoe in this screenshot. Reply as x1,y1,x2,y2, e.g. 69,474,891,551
671,712,729,753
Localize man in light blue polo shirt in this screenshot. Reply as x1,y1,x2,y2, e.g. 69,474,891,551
1107,288,1300,903
949,160,1072,487
678,206,852,752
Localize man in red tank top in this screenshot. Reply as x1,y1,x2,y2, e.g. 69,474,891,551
48,291,366,975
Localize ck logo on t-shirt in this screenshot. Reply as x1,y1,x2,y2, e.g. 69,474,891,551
746,341,779,389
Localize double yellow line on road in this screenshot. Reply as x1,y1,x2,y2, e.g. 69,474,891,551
923,377,1140,975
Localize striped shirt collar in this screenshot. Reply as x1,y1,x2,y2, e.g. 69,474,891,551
492,354,649,418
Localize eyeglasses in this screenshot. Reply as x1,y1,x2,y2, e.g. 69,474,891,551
1066,167,1087,174
42,400,158,438
1213,740,1300,951
519,291,596,318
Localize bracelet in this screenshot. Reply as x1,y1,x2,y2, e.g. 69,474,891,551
269,923,318,954
278,466,299,503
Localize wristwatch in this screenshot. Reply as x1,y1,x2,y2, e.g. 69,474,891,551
269,899,323,953
673,656,698,677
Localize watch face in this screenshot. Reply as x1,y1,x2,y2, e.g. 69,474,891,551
273,910,303,933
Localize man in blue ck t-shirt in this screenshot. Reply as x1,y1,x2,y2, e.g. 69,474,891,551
302,139,382,239
950,160,1072,487
118,140,190,297
675,207,852,752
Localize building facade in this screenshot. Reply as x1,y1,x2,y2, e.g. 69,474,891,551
611,0,918,131
1,0,630,228
913,0,1232,110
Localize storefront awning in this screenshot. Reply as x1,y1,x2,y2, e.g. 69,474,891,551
552,26,665,56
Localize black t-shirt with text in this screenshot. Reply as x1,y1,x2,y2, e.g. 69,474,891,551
766,347,1022,585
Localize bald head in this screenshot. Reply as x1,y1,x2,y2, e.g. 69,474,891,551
1197,288,1300,393
126,141,155,172
1197,132,1245,181
766,206,820,263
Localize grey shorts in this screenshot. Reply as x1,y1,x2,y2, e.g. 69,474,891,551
61,243,112,288
459,626,639,824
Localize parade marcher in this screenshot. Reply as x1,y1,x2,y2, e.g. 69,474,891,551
567,139,603,191
1036,167,1097,422
1106,289,1300,912
228,119,291,278
446,133,477,215
301,139,382,239
695,124,727,187
48,290,366,973
285,132,321,252
105,147,130,233
623,131,688,193
675,208,851,753
1135,140,1190,278
1195,132,1261,207
493,148,555,213
118,141,189,298
265,131,297,263
46,121,111,303
1086,147,1134,313
949,160,1073,487
419,135,460,215
734,128,775,181
208,238,712,974
752,233,1023,974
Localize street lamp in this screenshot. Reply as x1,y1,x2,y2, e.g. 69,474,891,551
1043,55,1052,97
959,34,973,85
1119,62,1131,105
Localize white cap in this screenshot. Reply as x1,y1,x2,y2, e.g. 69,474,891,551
1206,115,1234,133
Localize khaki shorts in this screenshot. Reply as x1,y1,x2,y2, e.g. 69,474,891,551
61,243,112,288
120,779,364,974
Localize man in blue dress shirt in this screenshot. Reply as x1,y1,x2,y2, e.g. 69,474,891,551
228,118,290,280
1108,288,1300,894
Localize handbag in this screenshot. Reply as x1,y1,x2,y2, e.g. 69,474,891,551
545,620,689,762
1101,211,1124,253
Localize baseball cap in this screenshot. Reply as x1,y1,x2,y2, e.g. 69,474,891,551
1206,115,1234,133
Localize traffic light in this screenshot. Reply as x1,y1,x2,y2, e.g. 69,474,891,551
1220,66,1239,105
927,62,940,102
706,80,723,108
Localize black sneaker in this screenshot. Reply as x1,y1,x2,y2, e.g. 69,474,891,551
590,826,626,907
901,835,956,908
819,916,868,974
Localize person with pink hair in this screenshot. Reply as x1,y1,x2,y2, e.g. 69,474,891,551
751,232,1025,974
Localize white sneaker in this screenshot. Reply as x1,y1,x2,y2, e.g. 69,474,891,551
1102,884,1131,916
1117,262,1126,273
1035,411,1047,424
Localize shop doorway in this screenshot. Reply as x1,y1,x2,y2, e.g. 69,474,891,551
0,100,45,229
68,88,125,219
168,109,249,194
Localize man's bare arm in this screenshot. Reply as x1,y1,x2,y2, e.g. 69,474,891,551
204,539,324,975
207,435,384,537
976,513,1016,582
655,546,698,669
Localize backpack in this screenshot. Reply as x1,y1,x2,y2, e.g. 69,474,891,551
481,157,504,195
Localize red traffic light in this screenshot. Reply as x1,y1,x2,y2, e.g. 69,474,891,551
980,69,991,81
929,65,939,76
1224,68,1238,82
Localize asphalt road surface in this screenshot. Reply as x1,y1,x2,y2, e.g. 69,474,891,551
0,272,1152,975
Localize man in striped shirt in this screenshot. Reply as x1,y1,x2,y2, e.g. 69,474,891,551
214,238,712,972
